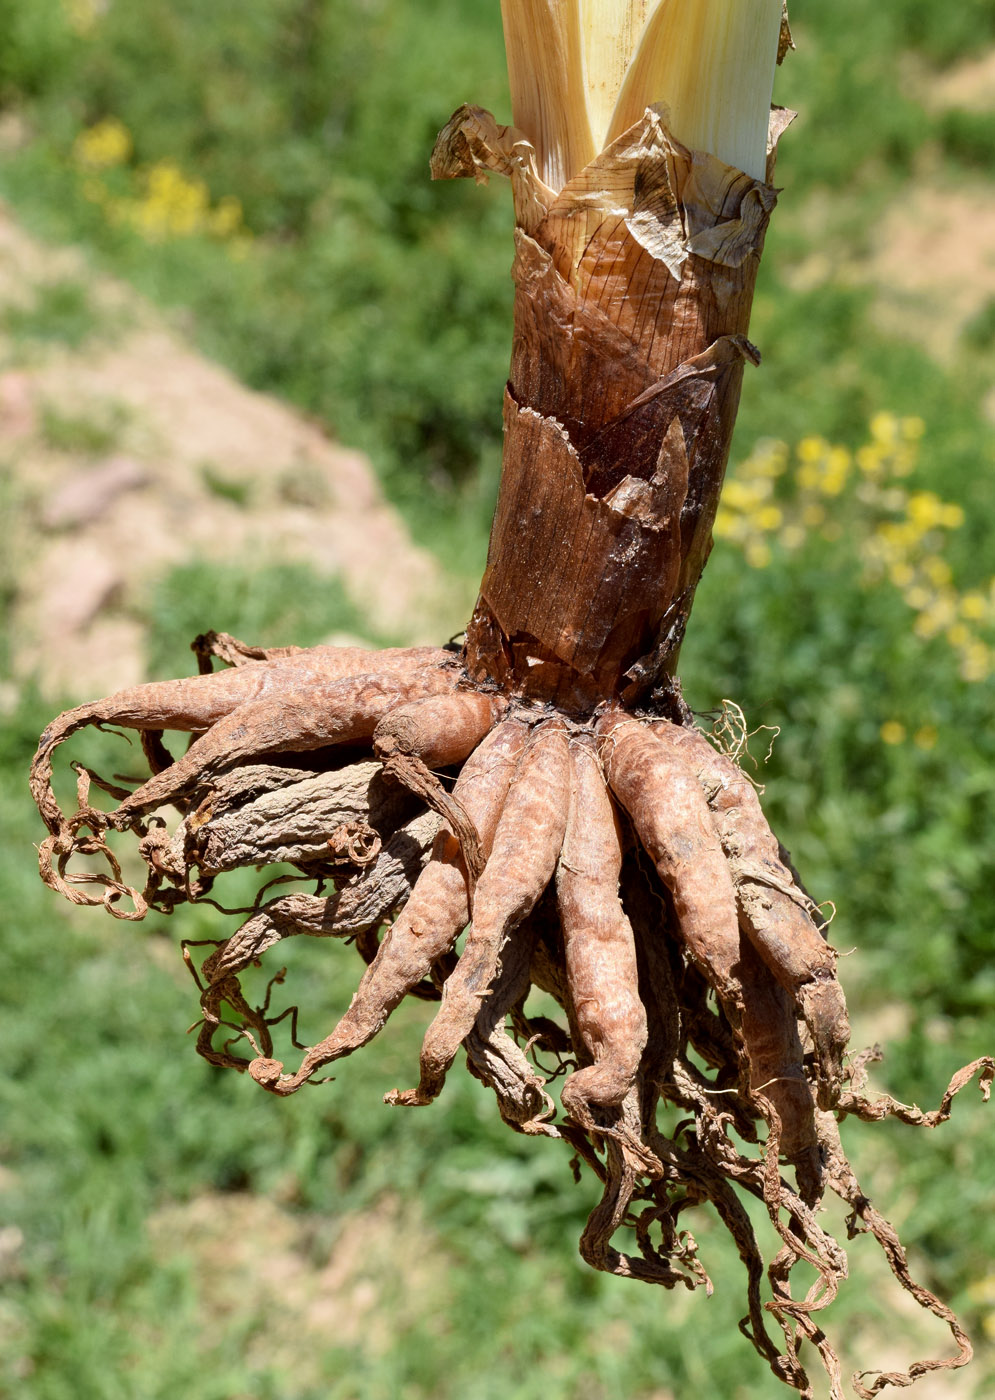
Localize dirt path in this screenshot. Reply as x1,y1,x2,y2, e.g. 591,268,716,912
0,204,448,700
868,178,995,363
784,49,995,375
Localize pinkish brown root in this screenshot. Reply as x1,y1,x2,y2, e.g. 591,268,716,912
114,665,459,821
249,719,527,1095
597,712,744,1016
556,737,648,1131
28,636,989,1398
647,718,849,1100
387,717,570,1107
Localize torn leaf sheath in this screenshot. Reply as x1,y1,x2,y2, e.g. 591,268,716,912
436,107,777,708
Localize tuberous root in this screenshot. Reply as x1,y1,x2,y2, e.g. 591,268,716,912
30,640,986,1396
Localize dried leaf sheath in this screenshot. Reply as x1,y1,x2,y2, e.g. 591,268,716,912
434,104,781,707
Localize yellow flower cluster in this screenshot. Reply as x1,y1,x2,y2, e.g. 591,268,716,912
712,438,790,569
72,120,248,251
107,162,244,242
716,413,993,684
73,116,132,170
879,721,938,751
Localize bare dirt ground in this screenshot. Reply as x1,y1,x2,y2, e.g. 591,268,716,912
0,203,449,701
872,51,995,365
868,179,995,363
915,45,995,114
783,47,995,383
785,173,995,372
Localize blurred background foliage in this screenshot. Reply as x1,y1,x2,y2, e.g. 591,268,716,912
1,1,993,1396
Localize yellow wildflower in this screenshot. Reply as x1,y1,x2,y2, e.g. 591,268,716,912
880,720,906,746
721,478,759,510
906,492,943,531
131,161,210,239
797,435,827,463
960,592,988,621
914,593,957,637
857,443,883,476
74,117,132,170
922,555,953,588
754,504,783,532
961,643,991,683
817,469,846,497
870,411,898,445
913,725,937,751
903,585,932,611
744,440,788,478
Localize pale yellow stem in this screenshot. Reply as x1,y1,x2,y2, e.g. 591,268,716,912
578,1,655,152
500,0,595,193
502,0,783,190
609,0,782,180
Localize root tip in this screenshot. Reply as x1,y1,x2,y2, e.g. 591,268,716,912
384,1087,430,1108
248,1056,285,1087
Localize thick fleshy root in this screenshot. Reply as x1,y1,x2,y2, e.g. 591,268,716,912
30,636,992,1396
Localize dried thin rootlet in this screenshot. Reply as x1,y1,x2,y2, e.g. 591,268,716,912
30,98,992,1400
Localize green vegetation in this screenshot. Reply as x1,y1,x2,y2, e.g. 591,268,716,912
143,558,381,678
39,396,130,455
197,463,255,510
0,275,113,355
1,1,993,1396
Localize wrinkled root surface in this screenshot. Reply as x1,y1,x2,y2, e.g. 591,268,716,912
32,633,993,1399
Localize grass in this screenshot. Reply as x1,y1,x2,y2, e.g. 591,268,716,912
0,276,107,355
39,397,131,456
142,558,384,677
1,1,993,1396
198,462,255,509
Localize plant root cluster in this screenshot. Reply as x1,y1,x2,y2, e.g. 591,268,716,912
31,633,993,1398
